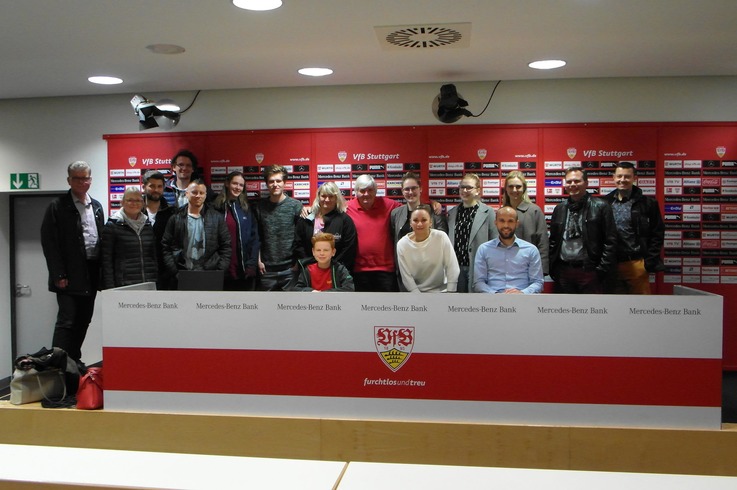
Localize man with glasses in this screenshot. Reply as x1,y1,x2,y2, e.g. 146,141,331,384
549,167,617,294
164,149,199,208
447,173,497,293
41,161,104,370
346,174,404,292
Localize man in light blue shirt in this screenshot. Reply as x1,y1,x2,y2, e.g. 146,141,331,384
473,206,543,294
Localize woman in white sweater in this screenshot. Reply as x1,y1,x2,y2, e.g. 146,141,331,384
397,205,460,292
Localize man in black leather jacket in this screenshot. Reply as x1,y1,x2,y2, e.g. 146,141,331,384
549,167,617,294
603,161,665,294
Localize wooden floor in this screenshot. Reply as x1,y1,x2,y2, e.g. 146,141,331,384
1,401,736,477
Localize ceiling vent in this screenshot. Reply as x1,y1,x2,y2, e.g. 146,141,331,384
375,23,471,50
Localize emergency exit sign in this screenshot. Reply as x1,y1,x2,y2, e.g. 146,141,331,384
10,173,40,190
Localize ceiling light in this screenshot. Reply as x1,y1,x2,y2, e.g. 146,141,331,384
528,59,567,70
146,44,186,55
298,67,333,77
88,76,123,85
130,94,180,131
232,0,282,11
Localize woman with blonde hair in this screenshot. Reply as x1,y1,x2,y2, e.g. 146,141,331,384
101,187,158,289
295,181,357,272
502,170,549,274
448,173,497,292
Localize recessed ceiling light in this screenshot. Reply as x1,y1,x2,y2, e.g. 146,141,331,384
88,76,123,85
298,67,333,77
528,59,567,70
146,44,186,55
233,0,282,11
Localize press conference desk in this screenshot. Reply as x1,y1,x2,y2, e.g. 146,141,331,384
102,287,722,430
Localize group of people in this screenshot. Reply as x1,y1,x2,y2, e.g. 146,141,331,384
40,152,664,366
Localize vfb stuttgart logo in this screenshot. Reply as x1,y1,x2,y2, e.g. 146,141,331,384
374,326,414,372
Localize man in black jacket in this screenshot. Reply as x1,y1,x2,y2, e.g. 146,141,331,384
549,167,617,294
161,179,231,281
603,161,665,294
41,161,104,365
142,170,175,289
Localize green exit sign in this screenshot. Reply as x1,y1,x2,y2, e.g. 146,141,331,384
10,173,40,190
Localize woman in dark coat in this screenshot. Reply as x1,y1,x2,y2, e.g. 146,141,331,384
101,187,158,289
212,171,260,291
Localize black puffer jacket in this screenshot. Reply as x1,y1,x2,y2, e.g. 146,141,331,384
100,212,158,289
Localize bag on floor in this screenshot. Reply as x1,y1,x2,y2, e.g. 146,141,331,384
76,367,103,410
9,347,79,405
10,367,66,405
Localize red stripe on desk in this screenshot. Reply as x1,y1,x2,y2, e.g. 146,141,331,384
103,347,721,407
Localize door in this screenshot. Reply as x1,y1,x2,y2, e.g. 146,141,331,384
11,194,104,364
11,194,69,360
11,194,63,359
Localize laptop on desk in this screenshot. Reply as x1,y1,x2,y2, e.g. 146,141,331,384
177,270,225,291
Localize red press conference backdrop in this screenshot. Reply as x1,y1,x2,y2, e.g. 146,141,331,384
105,123,737,369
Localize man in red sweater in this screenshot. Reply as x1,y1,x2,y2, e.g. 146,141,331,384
346,174,402,291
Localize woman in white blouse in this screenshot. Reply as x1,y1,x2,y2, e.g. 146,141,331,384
397,205,460,293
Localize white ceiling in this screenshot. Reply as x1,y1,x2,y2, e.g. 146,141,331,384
1,0,736,100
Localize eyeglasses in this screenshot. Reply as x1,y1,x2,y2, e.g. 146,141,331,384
459,185,477,191
70,176,91,182
402,186,419,192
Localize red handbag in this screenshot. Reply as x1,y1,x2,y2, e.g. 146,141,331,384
76,367,103,410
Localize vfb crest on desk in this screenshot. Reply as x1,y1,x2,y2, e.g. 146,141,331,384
374,326,414,372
